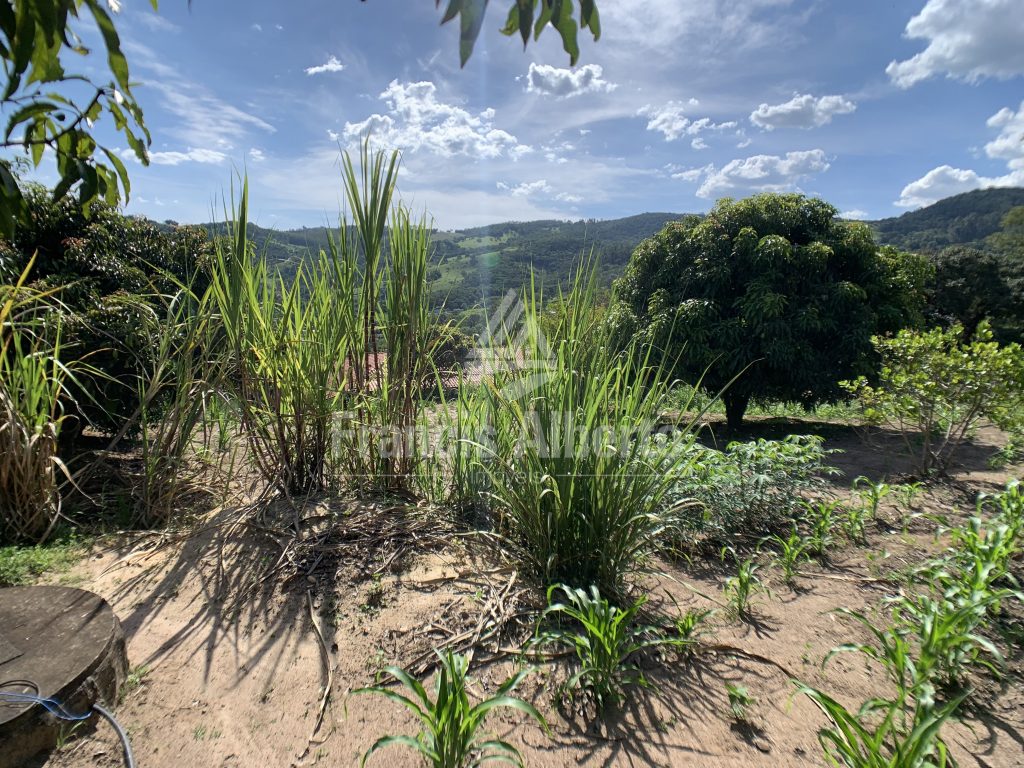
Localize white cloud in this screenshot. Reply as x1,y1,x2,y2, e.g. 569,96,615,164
638,100,735,142
672,164,713,183
305,55,345,76
985,101,1024,169
326,129,340,142
896,101,1024,207
887,0,1024,88
137,147,228,166
556,192,583,204
691,137,708,150
689,149,830,198
895,165,1024,208
123,40,275,151
344,80,530,159
525,63,617,98
839,209,870,220
135,13,180,33
249,148,266,162
750,93,856,130
251,23,262,32
497,179,552,198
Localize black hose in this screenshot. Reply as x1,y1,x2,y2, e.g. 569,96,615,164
92,702,137,768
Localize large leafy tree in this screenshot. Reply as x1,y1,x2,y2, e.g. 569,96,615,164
1,0,153,238
927,245,1019,343
609,194,929,429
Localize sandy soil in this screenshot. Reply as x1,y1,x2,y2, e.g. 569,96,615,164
29,421,1024,768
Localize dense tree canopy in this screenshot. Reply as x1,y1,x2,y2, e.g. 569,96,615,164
609,194,929,428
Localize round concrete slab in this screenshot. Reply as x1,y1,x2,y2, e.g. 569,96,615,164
0,586,127,767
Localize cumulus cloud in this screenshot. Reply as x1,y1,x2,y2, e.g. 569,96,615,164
638,100,736,143
896,101,1024,207
305,55,345,76
839,209,870,220
248,148,266,162
497,179,552,198
750,93,856,130
497,179,582,204
887,0,1024,88
525,63,617,98
344,80,530,159
137,147,228,166
677,149,830,198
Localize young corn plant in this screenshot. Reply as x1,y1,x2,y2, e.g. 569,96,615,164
725,683,756,722
893,482,924,512
355,649,546,768
842,504,871,546
722,551,770,618
535,584,691,714
803,499,841,559
796,682,964,768
853,476,892,521
766,527,811,586
804,610,967,767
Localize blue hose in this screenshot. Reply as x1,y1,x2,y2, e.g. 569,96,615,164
0,687,136,768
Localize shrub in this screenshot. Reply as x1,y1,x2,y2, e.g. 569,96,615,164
1,187,212,436
667,435,837,541
844,322,1024,475
355,649,545,768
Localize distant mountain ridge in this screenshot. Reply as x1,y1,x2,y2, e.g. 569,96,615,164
868,187,1024,252
191,188,1024,321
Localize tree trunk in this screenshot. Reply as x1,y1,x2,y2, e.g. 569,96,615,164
723,393,749,431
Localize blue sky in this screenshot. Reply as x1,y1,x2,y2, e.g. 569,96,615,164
35,0,1024,229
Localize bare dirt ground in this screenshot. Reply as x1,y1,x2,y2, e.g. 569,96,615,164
30,422,1024,768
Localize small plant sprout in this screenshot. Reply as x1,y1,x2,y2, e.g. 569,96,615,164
801,499,841,559
722,550,770,618
355,649,546,768
894,482,924,511
725,683,756,722
535,585,691,714
767,527,811,586
853,476,892,520
841,504,870,546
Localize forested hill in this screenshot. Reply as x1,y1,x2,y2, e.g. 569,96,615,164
194,187,1024,324
869,188,1024,252
201,212,683,316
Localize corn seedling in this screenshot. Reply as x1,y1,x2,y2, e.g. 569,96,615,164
797,682,963,768
853,477,892,521
725,683,756,722
355,649,546,768
766,527,812,586
535,584,691,714
722,551,770,618
894,482,924,512
842,504,871,546
802,499,841,559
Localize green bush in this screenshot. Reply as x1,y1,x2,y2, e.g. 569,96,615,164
844,322,1024,475
1,186,212,436
665,434,838,541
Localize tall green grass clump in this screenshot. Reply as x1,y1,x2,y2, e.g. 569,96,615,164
467,264,697,596
209,143,439,494
1,260,77,543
